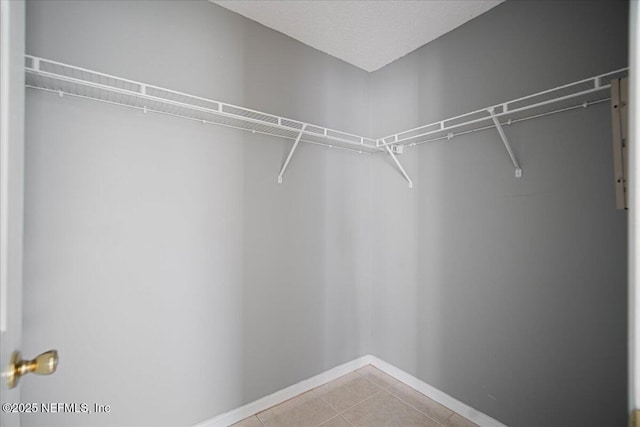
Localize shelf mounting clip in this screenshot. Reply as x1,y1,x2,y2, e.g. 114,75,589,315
277,124,307,184
380,139,413,188
487,107,522,178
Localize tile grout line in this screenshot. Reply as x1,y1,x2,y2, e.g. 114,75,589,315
440,411,456,426
312,390,341,426
316,389,385,427
316,413,355,427
332,385,445,426
358,366,460,426
355,365,401,390
240,366,476,427
342,414,356,427
363,365,471,426
381,388,445,426
255,389,320,426
335,389,384,419
384,385,452,426
313,374,384,427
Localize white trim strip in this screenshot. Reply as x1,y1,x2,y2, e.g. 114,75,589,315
193,356,373,427
369,356,508,427
193,355,508,427
0,0,11,333
629,0,639,413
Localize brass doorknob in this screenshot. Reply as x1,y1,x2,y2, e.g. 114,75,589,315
7,350,58,389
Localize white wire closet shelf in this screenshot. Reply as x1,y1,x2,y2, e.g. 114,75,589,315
378,67,629,150
25,55,628,185
24,55,381,155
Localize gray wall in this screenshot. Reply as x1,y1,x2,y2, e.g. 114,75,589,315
21,1,629,427
22,1,371,426
371,1,628,426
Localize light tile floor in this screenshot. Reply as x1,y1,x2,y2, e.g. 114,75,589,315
231,365,479,427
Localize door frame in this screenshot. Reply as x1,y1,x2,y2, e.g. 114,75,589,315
630,0,639,424
0,1,25,426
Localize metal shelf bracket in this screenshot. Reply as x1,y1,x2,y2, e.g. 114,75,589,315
488,107,522,178
277,124,307,184
380,140,414,188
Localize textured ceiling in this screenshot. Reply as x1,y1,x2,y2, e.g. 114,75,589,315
212,1,504,72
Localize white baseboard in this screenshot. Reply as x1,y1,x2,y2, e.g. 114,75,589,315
194,354,507,427
369,356,508,427
193,355,373,427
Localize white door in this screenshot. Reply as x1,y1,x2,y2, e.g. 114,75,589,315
0,1,25,426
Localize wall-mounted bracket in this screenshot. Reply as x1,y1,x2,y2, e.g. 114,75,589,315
488,107,522,178
277,124,307,184
390,145,403,154
611,77,628,209
380,140,413,188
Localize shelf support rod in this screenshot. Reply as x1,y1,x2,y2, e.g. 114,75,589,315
380,140,413,188
488,107,522,178
277,124,307,184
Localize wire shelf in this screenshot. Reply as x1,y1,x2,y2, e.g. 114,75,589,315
24,54,628,169
378,67,629,149
25,55,381,155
